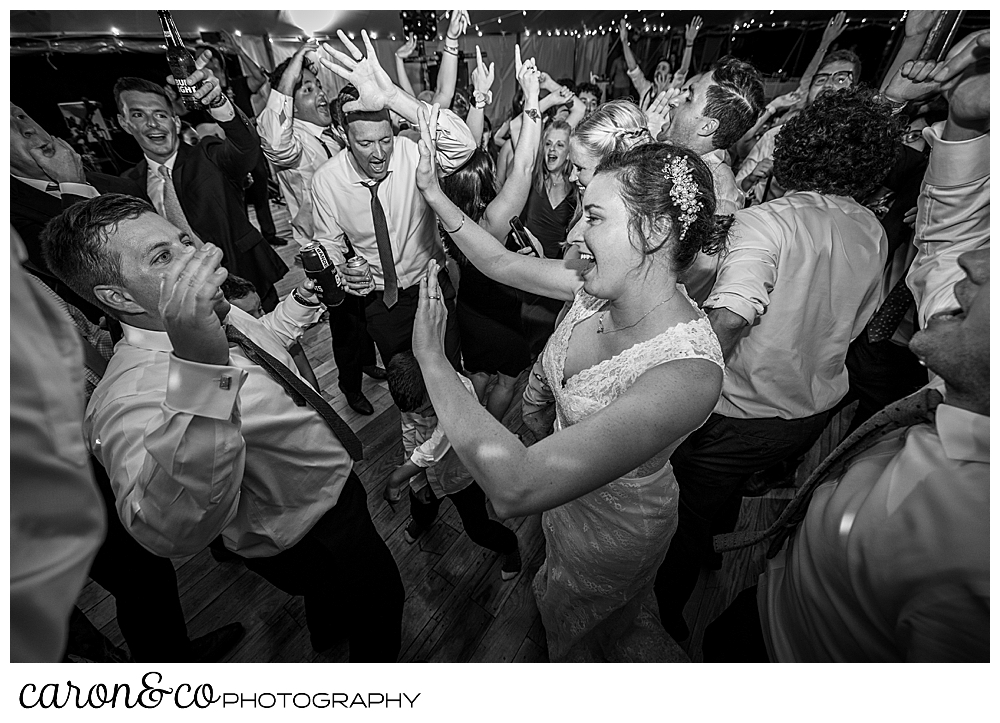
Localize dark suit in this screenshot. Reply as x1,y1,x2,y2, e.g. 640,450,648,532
122,106,287,310
11,172,142,323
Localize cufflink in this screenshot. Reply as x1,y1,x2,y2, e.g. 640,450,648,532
219,375,232,390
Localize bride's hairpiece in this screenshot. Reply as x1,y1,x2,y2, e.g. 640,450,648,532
664,156,700,240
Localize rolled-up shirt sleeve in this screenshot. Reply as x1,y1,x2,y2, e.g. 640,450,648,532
907,122,990,328
429,105,476,176
310,169,350,266
257,89,303,170
702,212,778,325
89,356,249,559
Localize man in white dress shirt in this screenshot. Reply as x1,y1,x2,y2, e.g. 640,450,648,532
41,194,404,661
313,32,476,369
257,42,384,416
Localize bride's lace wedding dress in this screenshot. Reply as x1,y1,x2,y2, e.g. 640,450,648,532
534,288,724,661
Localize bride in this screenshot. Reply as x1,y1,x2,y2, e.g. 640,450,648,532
412,101,728,661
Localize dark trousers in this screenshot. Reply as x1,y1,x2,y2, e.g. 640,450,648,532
241,471,404,662
409,482,518,554
86,458,192,662
702,585,769,662
654,411,829,637
842,330,926,434
246,157,277,240
329,294,378,395
363,268,461,370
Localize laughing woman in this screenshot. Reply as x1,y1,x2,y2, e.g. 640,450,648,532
412,104,728,661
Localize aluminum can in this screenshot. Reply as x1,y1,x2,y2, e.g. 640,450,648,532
300,242,345,307
346,255,373,287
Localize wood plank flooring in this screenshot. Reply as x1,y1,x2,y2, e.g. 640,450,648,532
75,200,854,663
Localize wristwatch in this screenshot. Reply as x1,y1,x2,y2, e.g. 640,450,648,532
472,89,493,109
292,289,321,307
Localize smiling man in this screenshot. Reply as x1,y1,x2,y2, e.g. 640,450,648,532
114,65,287,313
257,42,384,416
40,194,405,661
311,31,476,371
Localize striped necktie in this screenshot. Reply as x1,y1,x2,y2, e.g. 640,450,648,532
157,165,200,241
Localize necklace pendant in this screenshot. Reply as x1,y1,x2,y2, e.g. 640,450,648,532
596,313,605,334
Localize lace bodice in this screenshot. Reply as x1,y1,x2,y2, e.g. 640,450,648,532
541,287,724,477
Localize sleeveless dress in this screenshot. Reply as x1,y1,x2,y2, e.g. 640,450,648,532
534,287,725,661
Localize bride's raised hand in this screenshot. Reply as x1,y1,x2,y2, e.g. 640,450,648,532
415,102,442,196
413,259,449,364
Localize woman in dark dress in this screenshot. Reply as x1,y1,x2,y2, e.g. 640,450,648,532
519,119,577,354
438,52,543,420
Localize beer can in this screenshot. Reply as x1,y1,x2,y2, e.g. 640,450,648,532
346,255,372,286
299,242,345,307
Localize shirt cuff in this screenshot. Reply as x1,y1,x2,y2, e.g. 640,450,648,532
924,122,990,187
702,291,761,325
165,354,247,420
208,98,237,123
627,66,644,82
409,449,432,468
60,182,99,199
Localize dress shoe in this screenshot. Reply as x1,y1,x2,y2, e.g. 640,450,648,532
362,365,387,380
265,235,289,247
190,622,245,662
344,390,374,416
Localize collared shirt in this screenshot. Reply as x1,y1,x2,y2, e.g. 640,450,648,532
907,122,990,327
761,387,989,662
12,174,99,200
310,106,476,290
144,151,180,219
399,374,477,498
85,295,349,560
704,191,887,419
256,89,345,247
11,235,105,662
681,150,745,305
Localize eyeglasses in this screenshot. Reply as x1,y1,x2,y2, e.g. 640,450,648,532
901,129,925,144
812,70,854,87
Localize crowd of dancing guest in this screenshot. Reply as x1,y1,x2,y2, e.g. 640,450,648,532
10,9,988,663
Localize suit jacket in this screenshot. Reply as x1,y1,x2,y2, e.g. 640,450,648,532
11,172,143,322
121,106,286,293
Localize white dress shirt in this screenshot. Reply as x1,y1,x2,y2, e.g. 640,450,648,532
11,235,106,662
257,89,344,247
761,389,989,661
310,107,476,290
399,374,477,498
704,191,887,419
85,295,351,559
735,124,780,205
907,122,990,327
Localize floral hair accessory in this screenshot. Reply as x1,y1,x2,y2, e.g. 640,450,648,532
664,155,700,240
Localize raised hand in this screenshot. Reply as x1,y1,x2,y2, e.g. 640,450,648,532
471,45,495,94
158,242,230,366
183,51,226,108
619,18,629,45
645,89,675,139
278,40,320,95
446,10,470,40
413,259,449,364
415,102,442,196
822,11,847,46
514,45,540,99
885,29,989,105
685,16,703,44
395,34,418,60
29,136,86,184
321,29,397,113
769,88,804,111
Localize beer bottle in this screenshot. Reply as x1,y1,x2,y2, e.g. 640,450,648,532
157,10,201,111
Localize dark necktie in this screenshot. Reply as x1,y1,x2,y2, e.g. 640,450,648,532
367,178,398,308
317,128,339,159
714,385,943,558
225,324,364,461
866,275,916,343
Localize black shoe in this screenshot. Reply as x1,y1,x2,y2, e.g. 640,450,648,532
501,547,522,581
265,235,289,247
362,364,387,380
344,390,374,415
404,518,428,544
190,622,245,662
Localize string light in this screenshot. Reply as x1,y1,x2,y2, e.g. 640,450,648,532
234,29,241,37
110,27,120,36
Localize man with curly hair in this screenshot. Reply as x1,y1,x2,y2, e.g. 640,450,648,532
655,86,901,643
737,49,862,204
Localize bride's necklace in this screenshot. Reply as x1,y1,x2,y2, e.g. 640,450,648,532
596,291,677,334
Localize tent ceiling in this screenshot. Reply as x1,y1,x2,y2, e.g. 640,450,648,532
12,9,908,39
